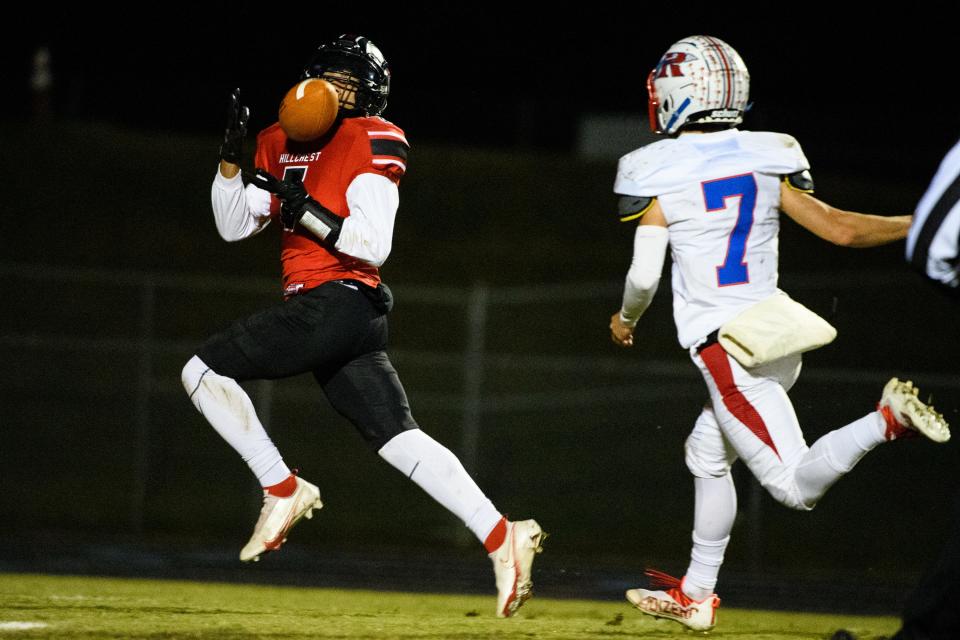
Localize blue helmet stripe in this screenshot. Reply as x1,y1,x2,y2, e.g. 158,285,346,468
665,97,691,132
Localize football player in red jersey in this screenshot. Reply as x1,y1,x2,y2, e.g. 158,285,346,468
181,35,543,617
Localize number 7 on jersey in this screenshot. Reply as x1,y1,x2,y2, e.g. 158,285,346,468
702,173,758,287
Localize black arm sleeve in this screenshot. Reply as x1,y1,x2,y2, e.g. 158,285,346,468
296,200,342,245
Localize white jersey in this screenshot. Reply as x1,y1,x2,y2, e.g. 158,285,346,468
615,129,809,347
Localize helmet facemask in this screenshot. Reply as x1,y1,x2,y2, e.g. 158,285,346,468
302,36,390,117
646,70,662,134
320,69,363,113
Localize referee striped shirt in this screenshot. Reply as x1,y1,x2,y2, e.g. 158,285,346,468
906,138,960,290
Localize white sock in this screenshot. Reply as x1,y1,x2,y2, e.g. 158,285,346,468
794,412,885,507
378,429,502,542
181,355,290,487
684,474,736,600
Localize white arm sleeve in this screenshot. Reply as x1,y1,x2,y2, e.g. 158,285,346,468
335,172,398,266
210,169,273,242
619,225,669,327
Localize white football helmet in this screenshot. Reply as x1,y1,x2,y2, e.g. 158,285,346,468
647,35,750,135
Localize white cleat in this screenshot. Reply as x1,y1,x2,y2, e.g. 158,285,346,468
626,570,720,632
239,477,323,562
490,519,545,618
879,378,951,443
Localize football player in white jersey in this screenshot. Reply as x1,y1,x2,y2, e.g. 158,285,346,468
609,35,951,632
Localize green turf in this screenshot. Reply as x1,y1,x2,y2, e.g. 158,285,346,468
0,573,897,639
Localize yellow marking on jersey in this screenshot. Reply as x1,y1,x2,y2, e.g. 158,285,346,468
782,174,814,194
618,197,656,223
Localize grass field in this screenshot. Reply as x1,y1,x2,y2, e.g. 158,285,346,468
0,573,898,639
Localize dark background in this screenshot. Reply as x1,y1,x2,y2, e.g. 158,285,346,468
3,5,960,614
11,6,960,177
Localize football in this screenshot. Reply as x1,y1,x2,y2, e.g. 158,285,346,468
278,79,340,142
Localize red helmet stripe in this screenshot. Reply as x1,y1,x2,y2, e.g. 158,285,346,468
704,35,733,109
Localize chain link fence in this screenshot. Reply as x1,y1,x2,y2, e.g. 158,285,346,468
2,263,958,586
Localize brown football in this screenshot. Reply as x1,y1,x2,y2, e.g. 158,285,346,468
278,79,340,142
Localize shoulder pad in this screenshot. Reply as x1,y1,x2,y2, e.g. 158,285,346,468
369,136,409,163
257,122,284,139
352,116,408,141
617,139,680,181
742,131,803,151
357,118,409,180
770,132,802,151
615,139,690,197
782,170,815,193
617,194,656,223
735,130,811,176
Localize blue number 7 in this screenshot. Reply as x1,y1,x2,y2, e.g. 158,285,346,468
702,173,758,286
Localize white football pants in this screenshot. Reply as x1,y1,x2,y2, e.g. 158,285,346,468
680,343,888,598
686,343,887,511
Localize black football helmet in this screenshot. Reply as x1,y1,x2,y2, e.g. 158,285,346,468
301,35,390,117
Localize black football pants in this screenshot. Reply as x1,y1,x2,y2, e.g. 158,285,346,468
195,279,418,450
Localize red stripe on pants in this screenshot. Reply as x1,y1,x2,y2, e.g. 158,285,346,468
700,343,781,459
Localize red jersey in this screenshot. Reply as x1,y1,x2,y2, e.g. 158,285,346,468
254,116,409,296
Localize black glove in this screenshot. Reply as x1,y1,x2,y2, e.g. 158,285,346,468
251,169,342,242
250,170,342,244
251,169,311,229
219,88,249,164
279,179,312,232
